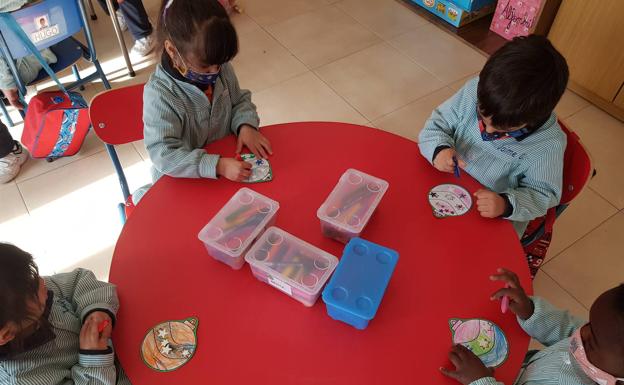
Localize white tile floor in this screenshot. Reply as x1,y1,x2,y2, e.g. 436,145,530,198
1,0,623,320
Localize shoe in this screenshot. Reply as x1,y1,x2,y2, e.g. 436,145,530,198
130,34,155,57
0,141,29,184
116,10,128,32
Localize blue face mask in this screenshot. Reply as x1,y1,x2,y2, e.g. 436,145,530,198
174,50,220,87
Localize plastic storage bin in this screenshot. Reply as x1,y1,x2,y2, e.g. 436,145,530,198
198,188,279,270
317,169,388,244
245,227,338,307
322,238,399,329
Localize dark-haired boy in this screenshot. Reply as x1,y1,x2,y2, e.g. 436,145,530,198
440,268,624,385
418,35,569,236
0,243,130,385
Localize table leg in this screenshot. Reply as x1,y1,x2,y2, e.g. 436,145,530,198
105,0,136,78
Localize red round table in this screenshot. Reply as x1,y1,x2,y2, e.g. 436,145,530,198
109,122,531,385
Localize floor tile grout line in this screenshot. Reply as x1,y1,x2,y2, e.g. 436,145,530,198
542,210,620,267
369,86,456,126
14,183,31,216
586,186,621,212
540,270,590,312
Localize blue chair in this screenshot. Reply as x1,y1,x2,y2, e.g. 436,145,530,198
0,0,111,125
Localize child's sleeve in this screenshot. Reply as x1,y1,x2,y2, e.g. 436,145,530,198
518,296,586,347
470,378,504,385
71,352,117,385
222,63,260,135
46,268,119,323
418,80,475,163
501,136,565,222
143,83,221,179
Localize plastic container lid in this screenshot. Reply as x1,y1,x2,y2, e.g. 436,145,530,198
322,238,399,320
245,227,338,295
198,188,279,258
317,169,389,234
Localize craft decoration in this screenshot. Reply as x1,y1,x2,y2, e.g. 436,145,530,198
449,318,509,368
141,317,198,372
428,184,472,218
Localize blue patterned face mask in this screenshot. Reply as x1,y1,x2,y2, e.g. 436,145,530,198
174,49,220,87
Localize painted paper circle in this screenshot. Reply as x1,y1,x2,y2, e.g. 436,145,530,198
140,317,199,372
428,184,472,218
449,318,509,368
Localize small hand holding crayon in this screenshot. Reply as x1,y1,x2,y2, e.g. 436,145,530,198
489,268,535,320
80,311,112,350
217,157,252,182
433,148,466,174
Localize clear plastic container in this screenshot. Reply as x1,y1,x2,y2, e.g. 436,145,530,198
317,169,389,243
245,227,338,307
198,188,279,270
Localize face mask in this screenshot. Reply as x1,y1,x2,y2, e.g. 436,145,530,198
570,327,624,385
478,117,531,141
174,50,220,87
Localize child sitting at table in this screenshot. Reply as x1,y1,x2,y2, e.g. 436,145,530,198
440,268,624,385
133,0,272,203
0,243,130,385
418,35,569,237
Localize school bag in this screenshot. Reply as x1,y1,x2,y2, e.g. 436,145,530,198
0,13,90,161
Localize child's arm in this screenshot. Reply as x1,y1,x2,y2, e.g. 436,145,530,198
517,296,586,347
418,79,476,163
46,268,119,323
491,269,585,347
501,138,566,222
143,84,221,179
45,269,119,384
221,63,260,136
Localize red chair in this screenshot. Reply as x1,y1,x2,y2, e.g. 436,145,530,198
521,120,594,278
89,84,145,223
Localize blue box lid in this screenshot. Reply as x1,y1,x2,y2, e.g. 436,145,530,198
322,238,399,320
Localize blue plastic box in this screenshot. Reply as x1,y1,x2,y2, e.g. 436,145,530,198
322,238,399,330
451,0,496,12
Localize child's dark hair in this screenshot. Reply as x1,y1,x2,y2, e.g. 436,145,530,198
477,35,569,130
0,243,40,331
157,0,238,66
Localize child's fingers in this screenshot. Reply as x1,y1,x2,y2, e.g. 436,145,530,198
256,144,269,159
490,270,521,288
458,158,467,168
261,139,273,155
235,138,243,154
490,288,520,302
439,366,460,380
100,322,113,340
241,161,252,170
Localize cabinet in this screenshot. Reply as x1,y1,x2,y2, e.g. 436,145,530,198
548,0,624,121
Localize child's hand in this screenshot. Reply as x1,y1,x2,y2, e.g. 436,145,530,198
80,313,112,351
440,344,494,384
490,268,535,320
474,189,507,218
237,125,273,159
433,148,466,173
217,157,252,182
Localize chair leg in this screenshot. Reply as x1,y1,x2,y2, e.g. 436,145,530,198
86,0,97,20
93,60,112,90
0,101,15,127
117,202,127,224
72,65,86,91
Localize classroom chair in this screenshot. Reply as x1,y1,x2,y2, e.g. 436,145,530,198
521,120,594,279
89,83,144,224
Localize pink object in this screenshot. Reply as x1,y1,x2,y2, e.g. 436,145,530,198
97,319,110,333
501,284,510,314
489,0,543,40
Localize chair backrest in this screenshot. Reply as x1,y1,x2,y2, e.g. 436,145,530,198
559,120,593,205
0,0,88,59
90,84,145,145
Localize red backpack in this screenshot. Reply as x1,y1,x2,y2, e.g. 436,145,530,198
22,91,90,160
